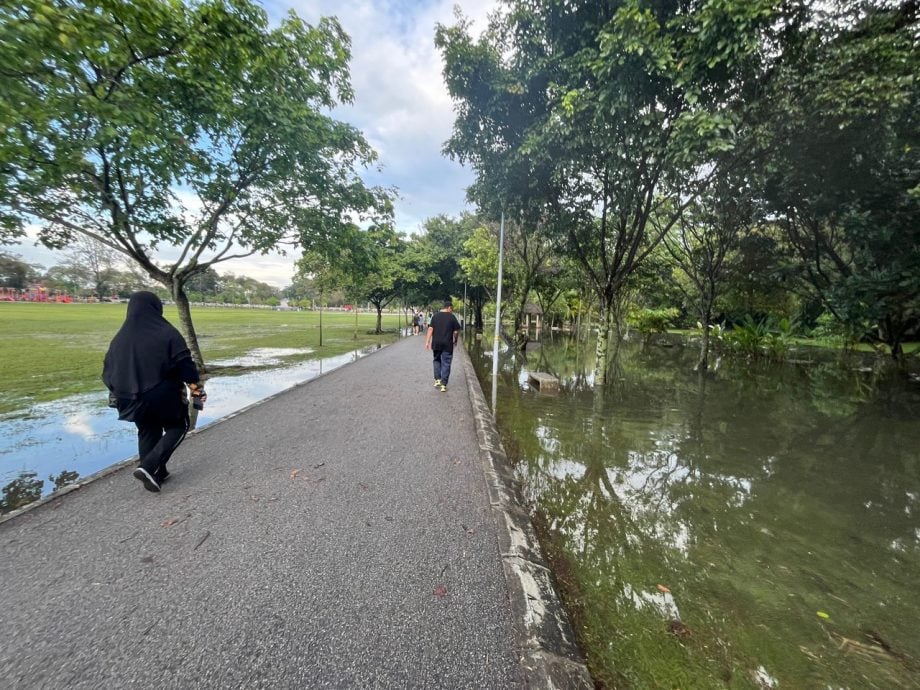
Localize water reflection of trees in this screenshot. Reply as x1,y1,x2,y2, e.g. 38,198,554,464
1,469,80,514
478,336,920,685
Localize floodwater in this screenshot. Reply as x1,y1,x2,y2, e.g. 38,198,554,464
470,335,920,689
0,345,381,513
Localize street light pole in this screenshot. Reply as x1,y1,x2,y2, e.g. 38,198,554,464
463,280,468,339
491,211,505,410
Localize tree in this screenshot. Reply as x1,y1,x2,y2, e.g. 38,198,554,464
184,267,221,300
0,252,43,289
753,0,920,359
358,225,405,334
459,225,499,332
298,224,373,339
662,184,751,371
413,214,476,304
438,0,787,383
43,263,90,296
0,0,388,371
501,217,554,337
215,273,279,305
64,235,122,297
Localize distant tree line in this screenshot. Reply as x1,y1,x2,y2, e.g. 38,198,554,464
0,246,282,305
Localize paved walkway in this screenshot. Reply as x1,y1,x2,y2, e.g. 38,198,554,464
0,336,590,689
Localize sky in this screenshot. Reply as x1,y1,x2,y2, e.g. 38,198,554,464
10,0,498,288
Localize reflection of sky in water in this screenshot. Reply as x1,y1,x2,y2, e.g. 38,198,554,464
209,347,314,368
0,347,373,495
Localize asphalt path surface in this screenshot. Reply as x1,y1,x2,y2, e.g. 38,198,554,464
0,335,524,688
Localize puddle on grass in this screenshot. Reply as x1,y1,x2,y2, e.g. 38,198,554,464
208,347,315,368
0,345,378,510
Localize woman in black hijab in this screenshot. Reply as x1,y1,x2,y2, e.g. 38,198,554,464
103,291,206,492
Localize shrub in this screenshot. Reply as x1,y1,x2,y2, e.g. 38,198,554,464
724,316,797,360
629,307,680,339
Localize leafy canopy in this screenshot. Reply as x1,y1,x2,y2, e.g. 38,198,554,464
0,0,389,284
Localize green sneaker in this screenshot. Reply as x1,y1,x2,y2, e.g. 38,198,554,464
439,384,447,392
433,379,442,388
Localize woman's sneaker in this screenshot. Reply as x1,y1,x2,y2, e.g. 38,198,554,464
133,467,161,493
433,379,442,388
439,384,447,392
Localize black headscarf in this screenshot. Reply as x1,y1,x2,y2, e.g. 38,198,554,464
102,291,192,399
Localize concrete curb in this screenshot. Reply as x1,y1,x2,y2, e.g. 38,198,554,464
459,346,594,689
0,343,386,527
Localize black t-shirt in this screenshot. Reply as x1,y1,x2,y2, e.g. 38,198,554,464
429,311,461,351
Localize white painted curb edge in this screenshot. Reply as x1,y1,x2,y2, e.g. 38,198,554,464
459,346,593,689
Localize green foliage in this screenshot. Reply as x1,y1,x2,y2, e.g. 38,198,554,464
628,307,680,337
0,0,390,364
0,252,44,289
437,0,790,381
460,226,498,293
809,311,864,350
724,316,798,361
751,0,920,357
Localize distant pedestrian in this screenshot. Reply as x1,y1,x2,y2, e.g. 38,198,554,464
425,299,461,392
102,291,207,493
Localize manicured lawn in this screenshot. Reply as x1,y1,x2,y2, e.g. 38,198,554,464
0,302,404,414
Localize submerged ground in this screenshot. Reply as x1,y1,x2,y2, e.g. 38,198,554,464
471,336,920,689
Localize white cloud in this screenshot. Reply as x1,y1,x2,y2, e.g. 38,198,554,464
280,0,499,235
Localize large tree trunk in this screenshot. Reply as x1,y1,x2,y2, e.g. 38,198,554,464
374,304,383,334
170,280,206,375
697,311,711,372
594,299,613,385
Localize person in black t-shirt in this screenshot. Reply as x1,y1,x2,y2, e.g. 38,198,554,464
425,299,461,392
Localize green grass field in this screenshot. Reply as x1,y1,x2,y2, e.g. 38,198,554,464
0,302,405,415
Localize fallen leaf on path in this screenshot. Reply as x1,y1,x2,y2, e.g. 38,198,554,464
290,469,300,480
657,584,671,593
433,585,448,598
140,555,154,564
313,462,325,469
161,517,179,527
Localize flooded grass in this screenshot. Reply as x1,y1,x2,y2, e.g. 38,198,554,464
0,302,401,415
0,343,386,513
